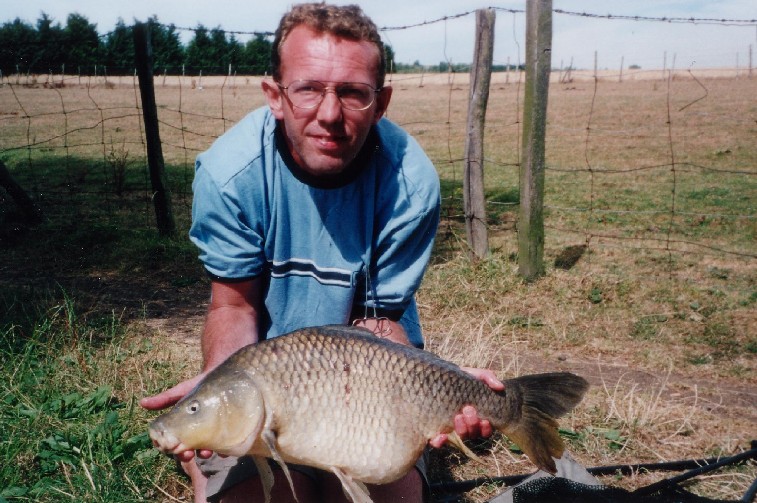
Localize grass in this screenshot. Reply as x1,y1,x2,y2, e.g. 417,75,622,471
1,74,755,501
0,288,187,501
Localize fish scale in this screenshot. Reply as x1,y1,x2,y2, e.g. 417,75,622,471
247,328,438,478
149,325,589,503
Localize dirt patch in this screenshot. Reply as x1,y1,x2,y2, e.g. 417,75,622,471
511,348,756,420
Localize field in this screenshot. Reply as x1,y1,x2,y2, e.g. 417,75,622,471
1,71,755,501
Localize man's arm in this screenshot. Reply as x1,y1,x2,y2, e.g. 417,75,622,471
351,317,410,346
140,277,263,411
200,278,263,370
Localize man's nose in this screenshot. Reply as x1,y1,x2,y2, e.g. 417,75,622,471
316,89,343,122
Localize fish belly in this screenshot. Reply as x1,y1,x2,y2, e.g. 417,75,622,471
244,329,459,483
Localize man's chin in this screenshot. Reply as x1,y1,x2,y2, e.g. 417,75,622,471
299,156,351,177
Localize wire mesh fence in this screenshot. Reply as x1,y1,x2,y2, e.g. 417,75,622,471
1,8,755,274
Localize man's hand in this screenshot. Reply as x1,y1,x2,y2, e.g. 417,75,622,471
429,367,505,449
140,374,215,462
139,373,206,411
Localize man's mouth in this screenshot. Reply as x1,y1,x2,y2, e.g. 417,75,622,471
312,134,347,151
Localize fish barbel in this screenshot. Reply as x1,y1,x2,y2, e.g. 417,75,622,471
149,325,589,503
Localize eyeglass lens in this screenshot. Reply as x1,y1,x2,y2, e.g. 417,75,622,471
285,80,377,110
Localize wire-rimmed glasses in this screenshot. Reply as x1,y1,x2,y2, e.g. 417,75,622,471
277,80,381,111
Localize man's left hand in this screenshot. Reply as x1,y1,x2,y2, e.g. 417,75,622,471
428,367,505,448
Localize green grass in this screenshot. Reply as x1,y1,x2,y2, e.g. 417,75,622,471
0,289,180,501
1,75,755,501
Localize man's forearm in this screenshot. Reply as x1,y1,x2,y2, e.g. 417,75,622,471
200,279,263,371
201,304,258,371
352,317,410,346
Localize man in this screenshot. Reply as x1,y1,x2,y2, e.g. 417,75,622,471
141,3,502,502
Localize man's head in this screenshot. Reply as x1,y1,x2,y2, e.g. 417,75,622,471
271,3,387,89
262,3,393,177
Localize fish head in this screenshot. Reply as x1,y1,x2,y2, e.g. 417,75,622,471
148,369,264,457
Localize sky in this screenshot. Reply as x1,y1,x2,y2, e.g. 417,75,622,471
3,0,756,70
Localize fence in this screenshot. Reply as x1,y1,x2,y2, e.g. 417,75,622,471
1,7,755,281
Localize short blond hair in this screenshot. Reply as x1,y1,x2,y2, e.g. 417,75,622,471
271,3,386,88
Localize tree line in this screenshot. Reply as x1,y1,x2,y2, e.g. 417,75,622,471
0,13,273,76
0,12,521,78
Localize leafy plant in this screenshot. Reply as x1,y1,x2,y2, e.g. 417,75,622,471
0,291,176,501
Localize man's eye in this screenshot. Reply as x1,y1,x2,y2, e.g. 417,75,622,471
338,87,367,98
294,84,322,94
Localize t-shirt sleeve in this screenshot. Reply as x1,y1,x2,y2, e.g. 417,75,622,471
364,132,441,316
189,160,267,280
372,194,439,308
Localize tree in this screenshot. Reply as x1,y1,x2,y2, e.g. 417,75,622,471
34,13,65,72
63,13,101,72
384,44,395,74
209,27,231,72
227,34,243,71
184,25,212,73
104,19,134,72
148,17,183,73
242,34,271,75
0,18,37,75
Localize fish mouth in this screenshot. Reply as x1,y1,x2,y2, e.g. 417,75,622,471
149,426,190,455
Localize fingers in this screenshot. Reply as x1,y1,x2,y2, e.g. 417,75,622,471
429,368,504,450
139,373,205,411
453,405,492,440
428,433,449,449
176,450,196,463
142,375,215,466
197,449,215,459
461,367,505,391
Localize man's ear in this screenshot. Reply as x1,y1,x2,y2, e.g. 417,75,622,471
261,79,285,120
373,85,392,124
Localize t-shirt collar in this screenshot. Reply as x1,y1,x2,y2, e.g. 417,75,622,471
274,122,379,189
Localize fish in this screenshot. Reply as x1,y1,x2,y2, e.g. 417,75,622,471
148,325,589,503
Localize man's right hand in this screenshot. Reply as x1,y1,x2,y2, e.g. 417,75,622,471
139,373,206,411
140,374,215,462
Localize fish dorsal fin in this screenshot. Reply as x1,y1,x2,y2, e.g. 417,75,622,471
252,456,274,503
330,467,374,503
447,431,483,463
261,427,298,502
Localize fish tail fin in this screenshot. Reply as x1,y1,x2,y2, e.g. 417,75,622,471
498,372,589,474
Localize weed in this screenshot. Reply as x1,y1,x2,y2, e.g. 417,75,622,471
106,141,130,197
0,291,179,501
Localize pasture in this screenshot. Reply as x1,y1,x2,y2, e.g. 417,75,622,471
1,72,755,501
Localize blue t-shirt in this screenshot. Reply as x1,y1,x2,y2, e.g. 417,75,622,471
189,107,440,347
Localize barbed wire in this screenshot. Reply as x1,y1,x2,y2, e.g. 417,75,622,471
1,13,754,265
552,9,757,26
375,7,757,32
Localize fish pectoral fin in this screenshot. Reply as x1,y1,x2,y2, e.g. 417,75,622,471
252,456,274,503
261,428,298,502
330,467,374,503
447,431,483,464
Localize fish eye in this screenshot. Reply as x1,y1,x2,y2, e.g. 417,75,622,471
186,400,200,414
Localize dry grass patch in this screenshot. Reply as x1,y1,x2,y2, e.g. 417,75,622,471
419,249,755,501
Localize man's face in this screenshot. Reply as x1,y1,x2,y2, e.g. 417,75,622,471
263,25,392,176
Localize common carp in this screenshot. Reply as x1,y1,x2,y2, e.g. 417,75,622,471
148,325,589,503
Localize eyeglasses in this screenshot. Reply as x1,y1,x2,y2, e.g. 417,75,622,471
277,80,381,111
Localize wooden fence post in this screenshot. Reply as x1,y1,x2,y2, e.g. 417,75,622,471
518,0,552,280
0,160,44,226
464,8,495,260
133,22,175,237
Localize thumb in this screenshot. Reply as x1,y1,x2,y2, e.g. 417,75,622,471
139,374,205,411
461,367,505,391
